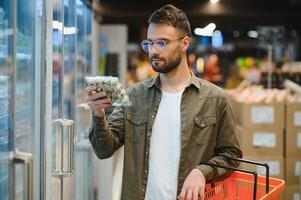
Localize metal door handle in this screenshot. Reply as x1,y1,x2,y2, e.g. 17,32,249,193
13,150,33,200
52,118,75,178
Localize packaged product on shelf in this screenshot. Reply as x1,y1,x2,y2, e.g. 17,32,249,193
228,85,288,104
228,86,286,129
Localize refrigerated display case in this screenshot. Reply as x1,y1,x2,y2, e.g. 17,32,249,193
1,0,95,199
0,1,15,200
50,0,94,200
0,75,11,200
0,0,44,199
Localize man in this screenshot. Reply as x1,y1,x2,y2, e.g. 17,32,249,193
87,4,242,200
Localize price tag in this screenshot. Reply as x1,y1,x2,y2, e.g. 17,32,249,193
251,106,274,124
253,132,276,148
257,161,279,176
294,112,301,126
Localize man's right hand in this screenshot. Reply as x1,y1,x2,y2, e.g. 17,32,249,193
86,86,112,118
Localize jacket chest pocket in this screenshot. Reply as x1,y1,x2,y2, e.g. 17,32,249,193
126,113,147,143
194,116,216,145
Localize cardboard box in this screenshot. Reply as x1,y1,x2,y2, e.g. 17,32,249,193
232,101,285,130
240,156,284,179
286,128,301,157
286,157,301,185
287,103,301,129
285,185,301,200
237,125,284,157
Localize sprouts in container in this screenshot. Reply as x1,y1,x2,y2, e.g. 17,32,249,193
85,76,130,106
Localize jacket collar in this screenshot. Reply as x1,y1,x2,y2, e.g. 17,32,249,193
144,72,201,89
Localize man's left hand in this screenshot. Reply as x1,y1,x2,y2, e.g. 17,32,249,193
178,169,206,200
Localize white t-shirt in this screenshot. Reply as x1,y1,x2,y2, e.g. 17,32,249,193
145,90,183,200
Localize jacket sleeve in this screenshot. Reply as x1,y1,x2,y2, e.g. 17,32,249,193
195,94,243,183
89,105,125,159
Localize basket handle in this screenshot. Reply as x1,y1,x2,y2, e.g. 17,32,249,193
200,162,258,200
215,154,270,194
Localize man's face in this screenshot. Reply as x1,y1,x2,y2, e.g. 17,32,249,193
146,23,184,74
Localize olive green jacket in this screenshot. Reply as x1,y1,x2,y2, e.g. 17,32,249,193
89,74,242,200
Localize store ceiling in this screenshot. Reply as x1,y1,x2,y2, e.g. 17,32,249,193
92,0,301,41
93,0,301,24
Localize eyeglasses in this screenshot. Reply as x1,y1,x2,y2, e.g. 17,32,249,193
141,37,184,53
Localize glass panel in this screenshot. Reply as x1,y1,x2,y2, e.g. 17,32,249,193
15,0,35,153
84,6,92,76
76,1,91,131
52,0,64,120
0,1,14,200
63,0,76,120
14,163,25,200
75,1,86,111
75,3,93,200
51,0,77,199
51,1,64,199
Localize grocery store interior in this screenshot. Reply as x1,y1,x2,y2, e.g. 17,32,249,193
1,0,301,199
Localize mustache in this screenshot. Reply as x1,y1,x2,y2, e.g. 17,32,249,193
150,56,164,61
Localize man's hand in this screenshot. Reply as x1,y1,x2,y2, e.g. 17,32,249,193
86,86,112,118
178,169,206,200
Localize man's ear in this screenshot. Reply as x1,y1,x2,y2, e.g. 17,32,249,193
182,36,190,52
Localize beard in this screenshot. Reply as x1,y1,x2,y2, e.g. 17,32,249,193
150,50,182,74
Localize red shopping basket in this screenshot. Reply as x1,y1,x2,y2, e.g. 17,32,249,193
202,156,285,200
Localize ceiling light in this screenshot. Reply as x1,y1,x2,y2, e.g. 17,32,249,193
248,30,258,38
194,23,217,36
233,31,240,38
210,0,220,4
204,23,216,31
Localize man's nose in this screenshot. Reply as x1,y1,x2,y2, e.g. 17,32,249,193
149,44,160,56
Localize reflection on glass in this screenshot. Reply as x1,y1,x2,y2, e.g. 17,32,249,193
0,76,10,151
52,0,63,120
52,2,64,193
0,160,10,200
75,3,93,200
15,0,35,153
0,1,13,200
14,163,25,200
63,0,76,119
51,1,78,200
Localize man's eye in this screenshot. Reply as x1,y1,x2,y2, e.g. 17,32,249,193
156,41,165,46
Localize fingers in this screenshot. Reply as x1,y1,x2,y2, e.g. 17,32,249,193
85,86,112,115
178,187,187,200
86,91,108,101
186,190,192,200
180,188,204,200
199,187,205,200
88,97,112,107
178,184,205,200
85,86,96,95
193,188,199,200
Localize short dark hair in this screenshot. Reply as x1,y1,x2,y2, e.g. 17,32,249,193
148,4,191,37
